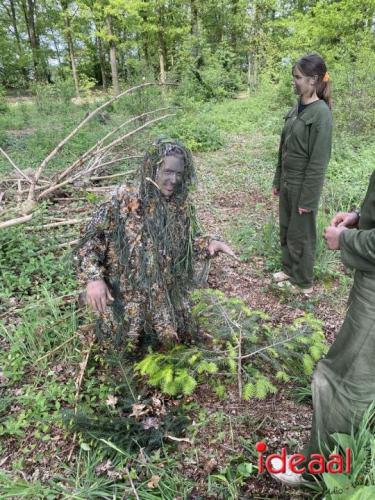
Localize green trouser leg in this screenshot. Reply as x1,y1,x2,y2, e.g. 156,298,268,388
279,184,316,288
301,270,375,472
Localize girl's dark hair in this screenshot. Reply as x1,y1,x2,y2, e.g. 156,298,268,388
294,53,332,109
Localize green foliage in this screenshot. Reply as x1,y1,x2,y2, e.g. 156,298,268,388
135,347,198,396
208,463,256,498
155,108,225,152
174,43,243,102
229,212,281,270
136,289,327,399
31,81,70,112
0,85,9,114
0,224,76,299
314,402,375,498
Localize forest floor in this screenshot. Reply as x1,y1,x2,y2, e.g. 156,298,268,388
0,91,356,499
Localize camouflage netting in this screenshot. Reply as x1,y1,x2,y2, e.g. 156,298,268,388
75,138,210,354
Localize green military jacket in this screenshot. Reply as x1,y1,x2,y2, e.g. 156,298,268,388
340,170,375,271
273,99,333,211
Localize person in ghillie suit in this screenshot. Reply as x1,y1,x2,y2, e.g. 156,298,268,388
75,139,235,353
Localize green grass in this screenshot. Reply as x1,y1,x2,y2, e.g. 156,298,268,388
1,83,375,498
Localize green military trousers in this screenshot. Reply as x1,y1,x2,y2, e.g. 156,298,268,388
279,184,317,288
301,269,375,460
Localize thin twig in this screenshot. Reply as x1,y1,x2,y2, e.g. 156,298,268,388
29,83,175,201
239,331,304,361
36,239,80,255
237,315,243,399
90,171,135,181
0,147,33,183
68,339,94,461
34,334,78,363
53,105,174,185
125,467,140,500
165,435,193,444
25,218,89,231
84,185,117,192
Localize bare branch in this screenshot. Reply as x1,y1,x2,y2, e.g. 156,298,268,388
25,218,89,231
0,214,33,229
29,84,176,200
93,113,176,158
0,147,33,184
53,107,171,185
37,113,174,200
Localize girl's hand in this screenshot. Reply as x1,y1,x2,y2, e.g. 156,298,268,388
208,240,238,259
331,211,359,228
86,280,114,313
298,207,312,215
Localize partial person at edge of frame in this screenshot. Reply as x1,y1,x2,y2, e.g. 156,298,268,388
270,169,375,487
272,53,333,295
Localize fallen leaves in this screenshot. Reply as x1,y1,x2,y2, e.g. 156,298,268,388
147,474,161,489
106,394,118,408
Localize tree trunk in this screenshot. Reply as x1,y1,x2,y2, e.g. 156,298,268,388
61,1,80,97
157,9,167,85
159,49,166,84
230,0,238,52
106,15,120,96
26,0,42,80
96,33,107,89
9,0,22,53
8,0,28,82
190,0,199,61
22,0,49,81
138,7,151,71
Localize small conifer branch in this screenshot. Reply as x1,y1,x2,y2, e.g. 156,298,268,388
239,330,304,361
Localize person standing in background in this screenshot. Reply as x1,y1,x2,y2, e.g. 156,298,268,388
272,53,333,294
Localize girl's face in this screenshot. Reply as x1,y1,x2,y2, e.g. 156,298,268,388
155,155,185,198
292,66,316,98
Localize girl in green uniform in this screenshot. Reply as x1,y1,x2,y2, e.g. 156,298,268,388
272,53,333,293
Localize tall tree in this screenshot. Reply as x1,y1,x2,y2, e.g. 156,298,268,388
60,0,80,97
21,0,45,80
106,13,120,94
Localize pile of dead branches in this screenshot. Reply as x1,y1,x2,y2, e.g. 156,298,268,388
0,82,176,234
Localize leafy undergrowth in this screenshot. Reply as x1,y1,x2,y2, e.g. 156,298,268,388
2,88,375,499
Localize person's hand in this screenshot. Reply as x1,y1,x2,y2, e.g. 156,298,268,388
323,226,348,250
208,240,237,259
272,187,280,196
298,207,312,215
331,211,359,228
86,279,114,313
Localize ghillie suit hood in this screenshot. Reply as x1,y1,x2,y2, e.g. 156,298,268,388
75,138,203,351
133,138,200,344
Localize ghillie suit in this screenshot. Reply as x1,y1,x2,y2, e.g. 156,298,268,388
75,139,211,353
